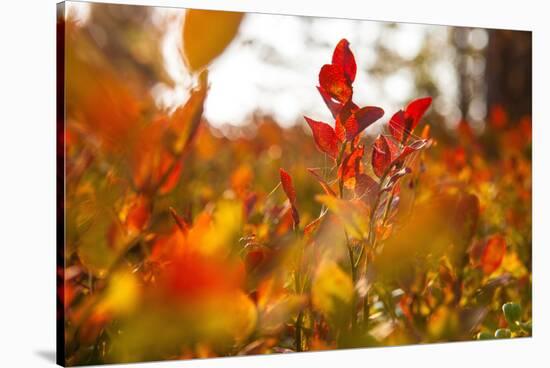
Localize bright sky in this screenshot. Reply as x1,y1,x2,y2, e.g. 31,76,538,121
156,9,464,132
67,3,489,133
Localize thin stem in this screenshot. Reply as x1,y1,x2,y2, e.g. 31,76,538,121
295,312,304,352
293,225,305,352
381,190,395,226
336,140,359,331
337,141,348,198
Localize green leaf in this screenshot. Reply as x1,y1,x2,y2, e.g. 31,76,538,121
502,302,522,327
477,332,494,340
494,328,512,339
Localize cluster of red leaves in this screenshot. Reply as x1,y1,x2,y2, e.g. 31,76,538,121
306,39,384,160
282,39,432,224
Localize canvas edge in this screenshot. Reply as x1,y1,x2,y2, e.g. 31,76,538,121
56,1,67,367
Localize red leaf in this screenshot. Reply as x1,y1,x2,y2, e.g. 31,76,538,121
279,168,296,203
355,174,378,200
405,97,432,126
304,116,339,159
338,145,365,182
334,101,358,142
307,168,337,196
279,168,300,227
319,64,352,103
481,235,506,275
372,135,399,178
343,106,384,141
334,114,346,142
317,86,343,119
389,97,432,144
332,39,357,83
388,109,406,143
394,139,429,163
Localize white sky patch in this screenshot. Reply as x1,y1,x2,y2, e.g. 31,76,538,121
150,10,462,130
386,24,428,60
65,1,91,25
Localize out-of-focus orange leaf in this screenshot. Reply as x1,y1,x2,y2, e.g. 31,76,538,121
66,45,141,151
124,195,151,235
231,164,254,198
457,119,475,142
490,104,508,129
182,10,244,72
170,71,208,153
443,147,467,172
480,235,507,275
159,249,245,301
131,117,169,191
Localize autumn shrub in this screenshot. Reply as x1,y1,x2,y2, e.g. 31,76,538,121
60,11,532,365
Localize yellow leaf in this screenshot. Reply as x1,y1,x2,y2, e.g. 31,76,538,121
198,291,257,343
97,271,140,316
182,9,244,72
260,295,305,335
200,200,244,256
316,195,369,239
498,252,528,278
311,260,354,323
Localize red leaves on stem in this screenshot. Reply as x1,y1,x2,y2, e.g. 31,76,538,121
314,39,384,146
318,39,356,105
